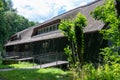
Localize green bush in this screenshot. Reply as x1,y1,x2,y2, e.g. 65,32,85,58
70,63,120,80
84,64,118,80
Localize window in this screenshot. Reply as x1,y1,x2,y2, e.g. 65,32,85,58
10,35,21,41
37,29,40,34
56,23,59,29
32,19,61,36
24,44,29,51
46,28,48,32
43,42,48,48
48,27,50,32
43,28,45,33
35,23,60,35
50,26,52,31
55,24,59,30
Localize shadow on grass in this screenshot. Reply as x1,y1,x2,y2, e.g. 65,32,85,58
0,61,37,69
0,64,13,69
0,68,72,80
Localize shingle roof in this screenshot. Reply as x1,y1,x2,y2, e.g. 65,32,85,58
5,0,105,46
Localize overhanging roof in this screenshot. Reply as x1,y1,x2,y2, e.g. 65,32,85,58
5,0,105,46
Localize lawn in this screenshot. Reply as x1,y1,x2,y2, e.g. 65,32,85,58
0,61,37,69
0,68,71,80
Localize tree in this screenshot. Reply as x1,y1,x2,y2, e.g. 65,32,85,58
91,0,120,63
4,11,37,37
59,13,87,67
0,0,8,52
0,0,37,52
74,13,87,67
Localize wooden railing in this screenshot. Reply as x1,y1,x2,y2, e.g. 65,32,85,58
34,52,67,64
5,52,67,65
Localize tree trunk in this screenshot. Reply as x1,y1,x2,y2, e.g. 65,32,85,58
69,39,76,65
75,26,84,67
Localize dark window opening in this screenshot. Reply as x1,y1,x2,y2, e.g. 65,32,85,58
32,19,61,36
36,23,59,35
10,35,21,41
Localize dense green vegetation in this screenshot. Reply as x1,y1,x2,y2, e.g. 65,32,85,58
59,13,87,67
59,0,120,80
0,0,37,52
0,68,71,80
92,0,120,64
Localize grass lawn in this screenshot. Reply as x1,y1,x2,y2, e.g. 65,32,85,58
0,62,37,69
0,68,71,80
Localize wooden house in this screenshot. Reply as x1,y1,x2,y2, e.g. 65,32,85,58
5,0,106,63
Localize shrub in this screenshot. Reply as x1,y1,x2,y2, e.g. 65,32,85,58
70,63,120,80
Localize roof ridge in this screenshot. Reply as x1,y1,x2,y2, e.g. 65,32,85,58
43,0,102,22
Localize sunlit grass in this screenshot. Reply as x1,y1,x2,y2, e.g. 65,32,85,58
9,61,37,68
0,68,71,80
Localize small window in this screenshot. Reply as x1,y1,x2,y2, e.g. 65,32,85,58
52,25,56,31
40,28,42,34
56,23,59,29
48,27,50,32
41,28,43,34
43,42,48,48
41,28,44,34
24,44,29,51
44,27,47,33
50,26,52,31
37,29,40,34
10,35,20,41
55,24,58,30
39,29,42,34
46,27,48,32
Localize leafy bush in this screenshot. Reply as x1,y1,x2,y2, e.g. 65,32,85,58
70,63,120,80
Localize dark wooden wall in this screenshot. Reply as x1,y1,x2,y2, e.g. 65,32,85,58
32,37,68,55
6,32,107,63
84,31,107,63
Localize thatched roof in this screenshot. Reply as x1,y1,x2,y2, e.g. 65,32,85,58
5,0,105,46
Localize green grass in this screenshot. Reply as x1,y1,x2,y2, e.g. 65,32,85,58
0,68,71,80
0,64,12,69
0,62,37,69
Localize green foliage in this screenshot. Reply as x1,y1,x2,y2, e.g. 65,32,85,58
4,11,37,36
74,13,87,27
74,13,87,66
84,63,120,80
68,0,120,80
0,0,37,52
59,18,75,41
100,47,120,64
0,0,8,52
69,63,120,80
92,0,120,64
64,46,73,63
59,13,87,67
